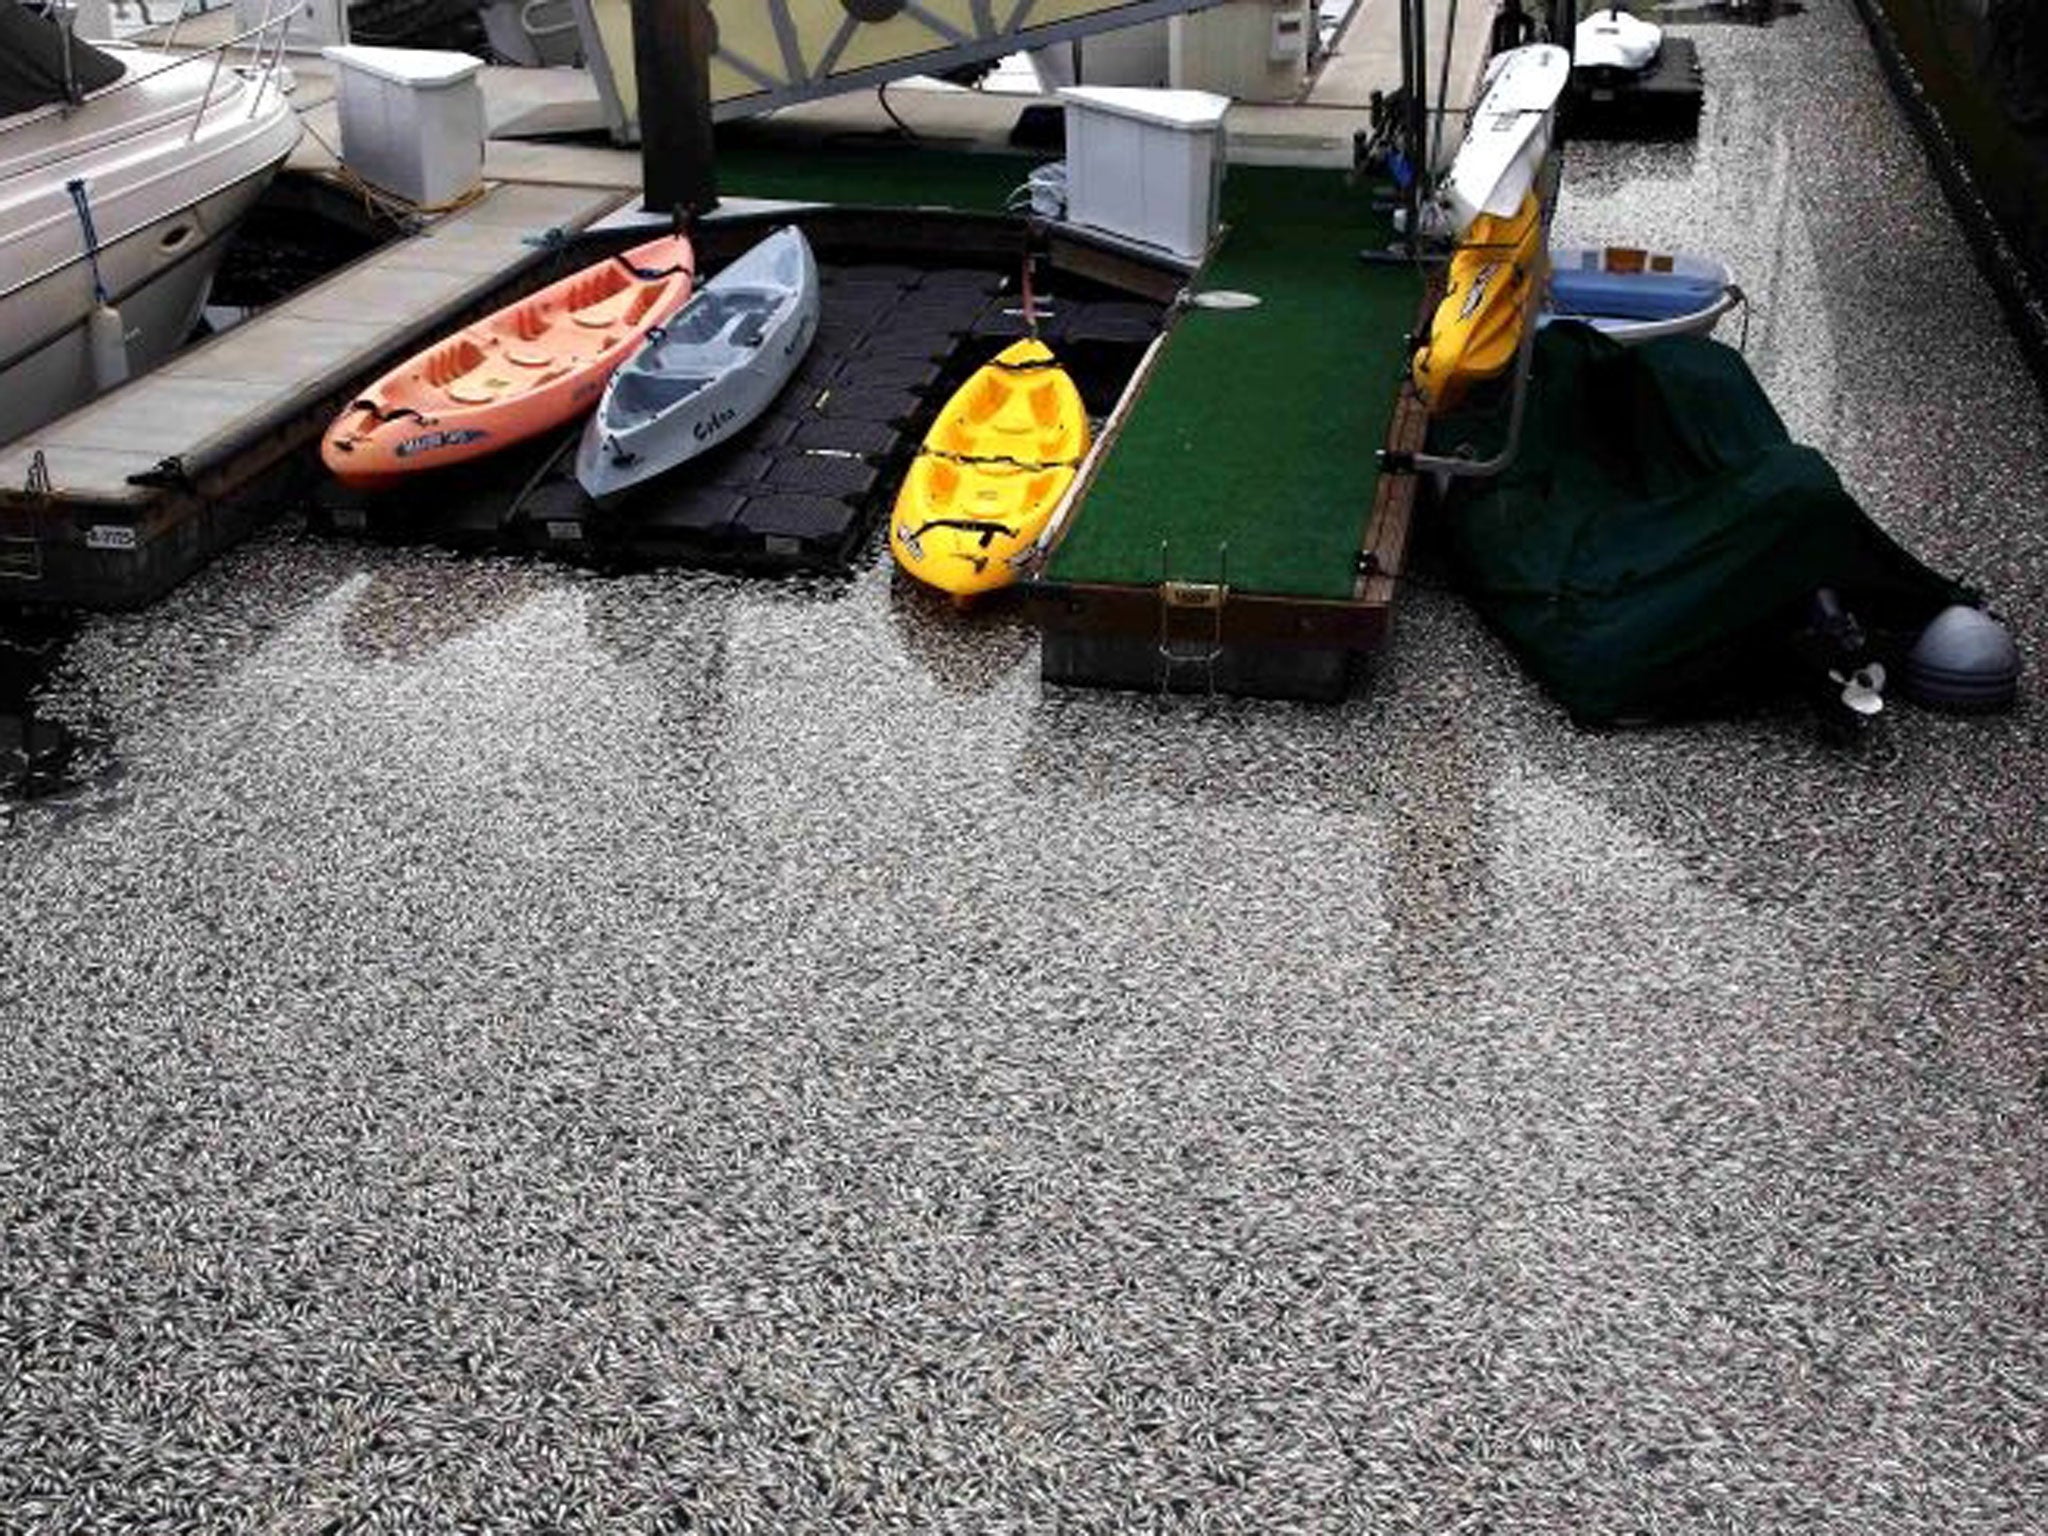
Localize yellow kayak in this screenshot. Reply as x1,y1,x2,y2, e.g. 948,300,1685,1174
1411,191,1545,415
889,337,1090,597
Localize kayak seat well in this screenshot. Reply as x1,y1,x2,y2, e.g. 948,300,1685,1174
968,373,1012,423
446,369,518,406
611,370,713,420
569,263,664,331
660,290,780,349
421,337,490,391
1029,381,1067,431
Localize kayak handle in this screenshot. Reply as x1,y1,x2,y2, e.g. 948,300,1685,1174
343,400,432,428
615,253,693,283
906,516,1018,545
928,449,1080,472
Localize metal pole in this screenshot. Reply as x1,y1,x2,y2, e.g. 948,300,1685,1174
633,0,719,220
1430,0,1460,171
1397,0,1427,251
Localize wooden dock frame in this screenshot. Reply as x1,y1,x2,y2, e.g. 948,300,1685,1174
0,182,630,612
1024,356,1429,705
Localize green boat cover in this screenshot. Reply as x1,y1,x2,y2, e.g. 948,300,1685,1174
1431,322,1973,724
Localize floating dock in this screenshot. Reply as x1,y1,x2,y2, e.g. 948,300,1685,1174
0,180,627,609
313,204,1178,576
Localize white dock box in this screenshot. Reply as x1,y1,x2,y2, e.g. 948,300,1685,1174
322,45,486,208
1057,86,1230,265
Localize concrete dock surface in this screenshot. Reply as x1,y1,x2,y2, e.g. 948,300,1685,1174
3,1,2046,1530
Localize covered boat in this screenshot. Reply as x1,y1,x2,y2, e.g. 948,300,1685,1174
322,232,694,490
576,225,818,503
890,337,1089,598
1431,322,1975,725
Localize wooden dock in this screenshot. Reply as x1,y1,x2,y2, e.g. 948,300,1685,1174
0,180,628,607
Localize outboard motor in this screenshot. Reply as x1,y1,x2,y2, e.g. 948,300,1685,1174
1792,587,1888,744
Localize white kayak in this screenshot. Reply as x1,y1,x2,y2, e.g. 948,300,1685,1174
576,224,820,503
1540,244,1742,344
1441,43,1572,234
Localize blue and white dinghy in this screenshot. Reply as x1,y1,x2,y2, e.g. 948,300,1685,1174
577,225,820,503
1541,244,1743,344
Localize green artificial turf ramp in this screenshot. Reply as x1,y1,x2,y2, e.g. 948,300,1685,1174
715,134,1032,213
1046,167,1421,599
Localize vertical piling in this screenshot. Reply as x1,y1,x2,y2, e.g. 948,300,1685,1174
633,0,720,220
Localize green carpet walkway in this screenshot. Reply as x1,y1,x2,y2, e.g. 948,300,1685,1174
1047,167,1421,600
716,133,1032,212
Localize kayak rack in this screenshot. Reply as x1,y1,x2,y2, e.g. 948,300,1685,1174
1381,155,1564,486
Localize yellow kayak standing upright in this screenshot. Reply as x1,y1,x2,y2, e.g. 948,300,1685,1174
1411,191,1545,415
890,337,1091,598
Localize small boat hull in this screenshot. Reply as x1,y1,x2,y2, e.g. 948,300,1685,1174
576,225,819,503
322,233,695,491
1412,191,1544,414
890,337,1089,599
1541,244,1741,343
1,38,302,445
1442,44,1570,233
1574,7,1662,76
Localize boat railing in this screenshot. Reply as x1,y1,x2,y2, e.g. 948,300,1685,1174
0,1,295,147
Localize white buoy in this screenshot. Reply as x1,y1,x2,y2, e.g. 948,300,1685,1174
1903,605,2021,712
66,176,128,392
87,301,129,390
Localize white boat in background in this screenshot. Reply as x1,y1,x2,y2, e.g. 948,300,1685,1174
1541,244,1743,343
576,224,821,504
1574,6,1662,77
1440,43,1570,234
0,0,302,446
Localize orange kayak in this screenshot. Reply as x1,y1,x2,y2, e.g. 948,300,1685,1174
322,233,695,490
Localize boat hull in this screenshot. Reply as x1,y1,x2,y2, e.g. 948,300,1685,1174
1412,191,1544,414
0,171,273,445
0,43,301,445
1541,245,1741,343
889,337,1090,598
322,233,696,492
576,225,819,503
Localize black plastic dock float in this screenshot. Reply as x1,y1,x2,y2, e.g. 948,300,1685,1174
1563,36,1705,140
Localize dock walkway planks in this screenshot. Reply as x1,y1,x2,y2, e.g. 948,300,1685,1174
0,181,629,508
